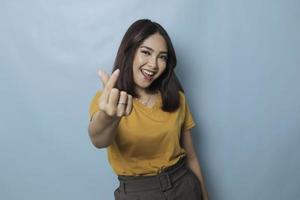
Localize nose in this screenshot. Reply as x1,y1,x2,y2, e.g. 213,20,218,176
148,55,158,70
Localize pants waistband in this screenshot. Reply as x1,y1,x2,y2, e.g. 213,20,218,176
117,156,189,193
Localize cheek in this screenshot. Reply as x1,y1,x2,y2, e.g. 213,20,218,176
160,63,167,72
156,65,167,77
133,58,142,71
133,54,143,66
136,54,146,64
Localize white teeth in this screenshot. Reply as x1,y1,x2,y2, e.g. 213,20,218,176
142,69,154,76
141,69,154,76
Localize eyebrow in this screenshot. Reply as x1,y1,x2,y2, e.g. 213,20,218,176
140,46,168,54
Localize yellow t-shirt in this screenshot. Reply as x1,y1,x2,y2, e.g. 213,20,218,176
89,90,196,176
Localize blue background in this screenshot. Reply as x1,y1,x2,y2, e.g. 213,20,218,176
1,0,299,199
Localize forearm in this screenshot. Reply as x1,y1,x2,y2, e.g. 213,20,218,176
88,111,120,148
187,156,209,200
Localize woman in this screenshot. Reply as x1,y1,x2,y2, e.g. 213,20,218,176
88,19,208,200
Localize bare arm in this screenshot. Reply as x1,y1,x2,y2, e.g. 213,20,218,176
181,129,209,200
88,69,133,148
88,110,121,148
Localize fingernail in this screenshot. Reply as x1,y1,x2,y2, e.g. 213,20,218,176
115,69,120,74
98,69,102,76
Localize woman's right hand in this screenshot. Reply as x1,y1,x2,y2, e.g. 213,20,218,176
97,68,133,120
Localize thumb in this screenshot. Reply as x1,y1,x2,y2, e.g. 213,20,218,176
98,69,110,88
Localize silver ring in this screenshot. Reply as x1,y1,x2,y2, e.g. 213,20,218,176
118,102,127,105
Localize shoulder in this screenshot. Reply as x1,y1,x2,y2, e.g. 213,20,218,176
177,91,188,112
90,90,103,103
95,90,103,98
178,90,187,103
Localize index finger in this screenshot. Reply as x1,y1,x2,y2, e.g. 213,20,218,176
104,69,120,92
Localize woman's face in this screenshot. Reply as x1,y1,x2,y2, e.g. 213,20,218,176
132,32,168,93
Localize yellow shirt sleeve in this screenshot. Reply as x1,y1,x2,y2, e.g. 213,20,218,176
180,91,196,132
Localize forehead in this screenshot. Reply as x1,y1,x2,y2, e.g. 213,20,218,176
140,33,168,52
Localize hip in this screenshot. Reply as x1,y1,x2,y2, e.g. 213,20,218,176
114,156,202,200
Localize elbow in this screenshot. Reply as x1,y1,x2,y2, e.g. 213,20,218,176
91,139,109,149
89,134,109,149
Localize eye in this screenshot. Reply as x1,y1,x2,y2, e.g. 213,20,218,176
141,50,151,55
160,55,168,61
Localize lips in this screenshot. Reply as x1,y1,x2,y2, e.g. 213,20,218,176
140,69,156,81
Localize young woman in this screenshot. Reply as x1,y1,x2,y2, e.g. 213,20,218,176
88,19,208,200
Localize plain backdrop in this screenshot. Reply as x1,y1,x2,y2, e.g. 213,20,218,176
1,0,299,199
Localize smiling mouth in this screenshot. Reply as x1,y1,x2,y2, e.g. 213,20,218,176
140,69,155,81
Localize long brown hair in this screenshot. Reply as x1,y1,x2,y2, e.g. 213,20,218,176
112,19,184,112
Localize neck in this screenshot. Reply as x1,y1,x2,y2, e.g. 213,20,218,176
135,87,152,97
134,88,159,103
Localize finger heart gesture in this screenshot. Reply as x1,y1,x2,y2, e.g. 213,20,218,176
97,69,133,118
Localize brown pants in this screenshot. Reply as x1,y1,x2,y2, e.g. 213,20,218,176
114,156,202,200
